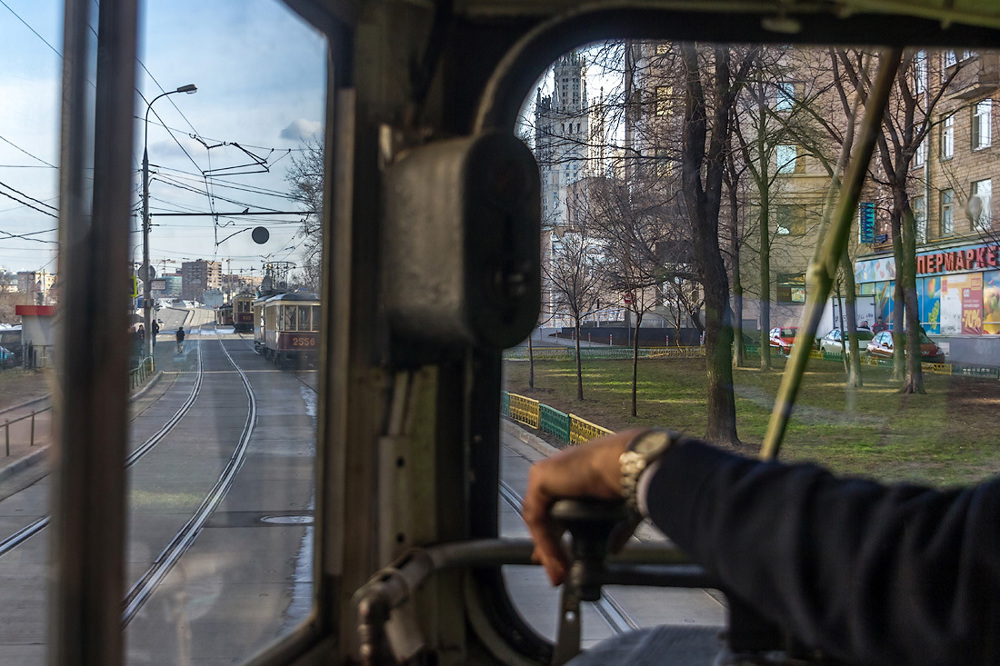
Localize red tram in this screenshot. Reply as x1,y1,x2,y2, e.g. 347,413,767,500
253,292,320,368
215,304,233,327
232,294,255,333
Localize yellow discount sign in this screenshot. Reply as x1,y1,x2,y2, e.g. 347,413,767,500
130,276,138,298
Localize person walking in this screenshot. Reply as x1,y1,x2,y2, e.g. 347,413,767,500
175,325,185,354
151,319,159,347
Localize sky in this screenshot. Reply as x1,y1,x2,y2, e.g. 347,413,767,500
0,0,327,278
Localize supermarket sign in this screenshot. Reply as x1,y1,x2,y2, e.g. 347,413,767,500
916,244,1000,275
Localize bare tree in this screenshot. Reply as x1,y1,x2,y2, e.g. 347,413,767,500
544,227,604,401
677,44,756,447
578,176,676,416
836,49,965,392
284,137,324,292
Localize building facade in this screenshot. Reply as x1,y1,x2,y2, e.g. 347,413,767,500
181,260,222,303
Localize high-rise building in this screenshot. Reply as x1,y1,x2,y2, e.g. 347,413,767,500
181,260,222,303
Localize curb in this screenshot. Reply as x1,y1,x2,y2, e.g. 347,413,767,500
0,394,51,417
501,418,558,457
0,446,48,483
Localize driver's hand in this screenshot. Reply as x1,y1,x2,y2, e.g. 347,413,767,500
521,430,644,586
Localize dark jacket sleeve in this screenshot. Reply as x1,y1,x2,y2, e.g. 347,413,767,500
644,438,1000,665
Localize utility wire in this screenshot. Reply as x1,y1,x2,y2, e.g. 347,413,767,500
0,134,58,169
0,180,58,211
0,189,58,218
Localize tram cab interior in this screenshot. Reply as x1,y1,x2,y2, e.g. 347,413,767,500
42,0,1000,664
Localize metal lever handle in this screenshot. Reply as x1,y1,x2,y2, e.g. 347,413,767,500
550,498,632,666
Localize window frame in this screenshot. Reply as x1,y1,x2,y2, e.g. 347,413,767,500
972,99,992,150
941,113,954,160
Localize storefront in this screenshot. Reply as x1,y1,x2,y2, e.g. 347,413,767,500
855,241,1000,366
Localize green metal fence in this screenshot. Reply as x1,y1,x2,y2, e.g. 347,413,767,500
539,403,570,441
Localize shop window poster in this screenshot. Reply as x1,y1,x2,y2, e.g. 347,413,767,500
920,276,942,334
874,281,894,329
961,273,983,335
985,270,1000,334
940,273,983,334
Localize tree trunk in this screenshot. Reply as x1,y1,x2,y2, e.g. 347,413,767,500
631,311,643,417
840,250,863,387
757,102,772,372
681,44,740,447
900,206,925,393
890,209,906,381
574,318,583,401
527,329,534,389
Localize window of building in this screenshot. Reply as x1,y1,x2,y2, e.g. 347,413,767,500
776,144,801,174
941,189,954,236
914,138,926,167
655,147,672,178
941,114,954,159
943,50,957,68
777,273,806,303
972,179,992,231
913,51,927,94
655,86,671,116
972,99,992,150
912,196,926,243
775,203,806,236
775,81,796,111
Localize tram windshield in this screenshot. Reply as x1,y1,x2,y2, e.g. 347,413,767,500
500,38,1000,644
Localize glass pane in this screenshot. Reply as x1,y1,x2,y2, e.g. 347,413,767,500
0,0,60,661
129,2,326,663
502,40,1000,651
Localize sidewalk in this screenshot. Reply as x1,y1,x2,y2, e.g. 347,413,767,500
0,359,167,483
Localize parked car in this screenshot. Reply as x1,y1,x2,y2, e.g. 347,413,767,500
818,328,875,357
866,330,945,364
768,326,798,355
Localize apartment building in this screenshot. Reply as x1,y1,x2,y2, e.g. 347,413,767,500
180,259,222,303
854,50,1000,364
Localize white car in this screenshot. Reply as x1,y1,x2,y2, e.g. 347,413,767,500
818,328,875,357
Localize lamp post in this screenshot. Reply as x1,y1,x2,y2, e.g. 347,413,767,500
142,83,197,357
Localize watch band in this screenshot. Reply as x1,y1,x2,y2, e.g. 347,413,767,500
619,429,676,514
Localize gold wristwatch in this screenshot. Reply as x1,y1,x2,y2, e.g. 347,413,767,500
619,429,677,513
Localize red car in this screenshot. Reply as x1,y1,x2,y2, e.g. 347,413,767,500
768,326,799,355
866,330,945,364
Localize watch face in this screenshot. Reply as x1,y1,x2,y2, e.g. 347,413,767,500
633,430,671,456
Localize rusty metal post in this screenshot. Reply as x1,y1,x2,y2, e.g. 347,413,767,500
30,411,35,447
4,419,8,456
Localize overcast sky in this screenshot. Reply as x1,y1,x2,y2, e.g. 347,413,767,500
0,0,326,277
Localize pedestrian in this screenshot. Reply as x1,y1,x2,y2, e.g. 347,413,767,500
175,325,185,353
137,324,145,344
872,316,887,333
151,319,159,347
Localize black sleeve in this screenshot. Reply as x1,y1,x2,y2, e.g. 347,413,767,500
644,439,1000,664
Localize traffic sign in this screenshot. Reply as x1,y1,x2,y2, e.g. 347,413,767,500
130,276,138,298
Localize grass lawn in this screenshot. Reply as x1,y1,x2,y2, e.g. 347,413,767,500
502,355,1000,487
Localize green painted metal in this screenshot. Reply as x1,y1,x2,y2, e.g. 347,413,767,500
539,404,570,441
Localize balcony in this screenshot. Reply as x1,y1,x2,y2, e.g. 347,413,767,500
946,52,1000,100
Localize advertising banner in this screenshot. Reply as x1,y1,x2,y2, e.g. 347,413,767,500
920,276,942,334
962,273,984,334
984,271,1000,334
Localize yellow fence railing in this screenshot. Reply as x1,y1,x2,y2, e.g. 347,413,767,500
507,393,540,429
569,414,614,445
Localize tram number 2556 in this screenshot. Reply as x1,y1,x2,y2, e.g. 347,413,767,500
291,337,317,347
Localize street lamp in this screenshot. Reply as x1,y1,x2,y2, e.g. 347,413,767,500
141,83,197,357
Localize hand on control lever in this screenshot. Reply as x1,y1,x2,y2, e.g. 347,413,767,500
522,429,647,586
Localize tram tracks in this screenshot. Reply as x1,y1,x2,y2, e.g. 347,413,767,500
0,342,207,556
0,330,261,628
123,331,257,624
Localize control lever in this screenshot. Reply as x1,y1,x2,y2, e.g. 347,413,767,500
549,498,633,666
